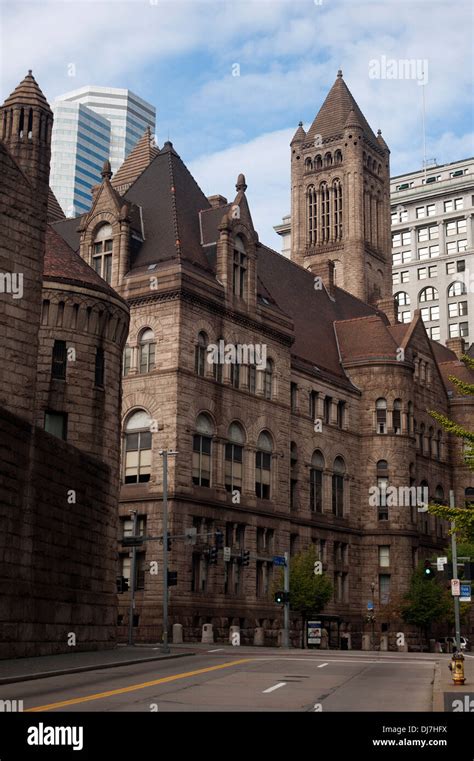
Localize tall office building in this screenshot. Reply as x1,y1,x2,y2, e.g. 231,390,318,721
50,86,156,216
390,158,473,346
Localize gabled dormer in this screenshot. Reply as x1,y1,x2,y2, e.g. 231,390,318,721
215,173,258,313
78,160,131,289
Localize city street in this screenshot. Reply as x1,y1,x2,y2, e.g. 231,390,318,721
0,649,451,713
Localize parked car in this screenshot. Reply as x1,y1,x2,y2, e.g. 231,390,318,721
437,636,469,652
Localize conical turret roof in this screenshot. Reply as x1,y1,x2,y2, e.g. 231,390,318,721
112,126,160,192
2,70,52,112
306,70,377,143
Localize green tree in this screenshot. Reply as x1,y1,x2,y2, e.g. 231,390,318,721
275,545,332,644
401,563,451,649
429,354,474,541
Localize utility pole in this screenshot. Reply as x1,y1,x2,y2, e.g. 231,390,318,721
160,449,177,654
283,551,290,648
128,510,138,646
450,490,461,652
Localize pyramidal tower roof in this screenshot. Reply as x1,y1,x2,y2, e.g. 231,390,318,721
306,70,377,144
112,126,160,193
2,70,52,112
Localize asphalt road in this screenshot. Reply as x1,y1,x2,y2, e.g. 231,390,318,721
0,650,440,712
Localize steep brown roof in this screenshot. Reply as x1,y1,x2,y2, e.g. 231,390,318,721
51,216,82,252
438,360,474,396
335,315,398,362
124,141,212,272
256,244,379,382
44,224,122,300
47,188,65,222
306,71,378,144
112,127,160,194
2,70,52,112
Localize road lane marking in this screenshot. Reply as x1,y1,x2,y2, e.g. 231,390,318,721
263,682,287,694
25,659,253,712
250,657,435,665
317,663,328,668
208,648,224,652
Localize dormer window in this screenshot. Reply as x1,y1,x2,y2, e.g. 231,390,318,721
232,235,247,298
93,224,113,284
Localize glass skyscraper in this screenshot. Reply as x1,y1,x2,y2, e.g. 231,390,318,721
50,86,156,217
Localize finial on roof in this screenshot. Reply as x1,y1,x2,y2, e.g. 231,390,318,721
298,120,303,127
377,129,382,136
236,173,247,192
28,69,33,76
337,69,343,78
101,159,112,180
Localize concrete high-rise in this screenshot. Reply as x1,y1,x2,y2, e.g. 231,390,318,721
50,86,156,216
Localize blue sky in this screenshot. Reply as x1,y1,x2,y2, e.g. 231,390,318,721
1,0,473,249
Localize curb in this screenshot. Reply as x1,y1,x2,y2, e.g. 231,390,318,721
0,651,195,686
432,660,444,712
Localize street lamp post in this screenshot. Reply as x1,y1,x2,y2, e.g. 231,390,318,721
159,449,178,655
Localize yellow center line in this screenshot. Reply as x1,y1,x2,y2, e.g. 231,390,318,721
25,658,253,712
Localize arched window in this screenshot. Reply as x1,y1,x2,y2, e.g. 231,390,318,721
192,413,213,487
393,399,402,434
333,179,342,241
376,398,387,434
307,185,317,245
305,157,313,171
138,328,156,373
420,479,429,508
248,363,256,394
310,450,324,513
255,431,272,499
123,346,132,377
263,359,273,400
434,485,445,505
124,410,152,484
230,345,240,388
334,150,343,164
225,422,245,495
376,460,389,520
448,281,467,297
332,456,345,517
93,224,113,284
290,441,298,468
324,152,332,167
465,488,474,508
195,331,208,377
419,286,438,302
315,154,323,169
395,291,410,307
320,182,330,243
232,235,247,298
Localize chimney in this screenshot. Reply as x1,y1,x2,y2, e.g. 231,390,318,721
446,337,466,360
311,259,336,297
207,194,228,209
376,295,397,325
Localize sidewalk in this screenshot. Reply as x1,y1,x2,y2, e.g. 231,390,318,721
432,652,474,711
0,645,194,686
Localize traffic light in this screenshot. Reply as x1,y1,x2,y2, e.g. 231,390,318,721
241,549,250,566
209,547,218,565
215,530,224,549
424,559,434,579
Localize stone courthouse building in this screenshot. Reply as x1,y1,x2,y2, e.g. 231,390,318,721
52,71,474,649
0,72,129,657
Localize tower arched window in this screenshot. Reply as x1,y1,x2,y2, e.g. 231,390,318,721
124,410,152,484
195,331,208,377
138,328,156,373
310,450,324,513
434,485,445,505
333,179,342,240
93,224,113,284
376,459,389,520
324,152,332,167
256,431,272,499
305,157,313,171
192,413,214,487
332,456,345,517
334,150,343,164
225,422,245,495
307,185,317,245
393,399,402,434
232,235,247,298
315,154,323,169
376,398,387,434
320,182,330,243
